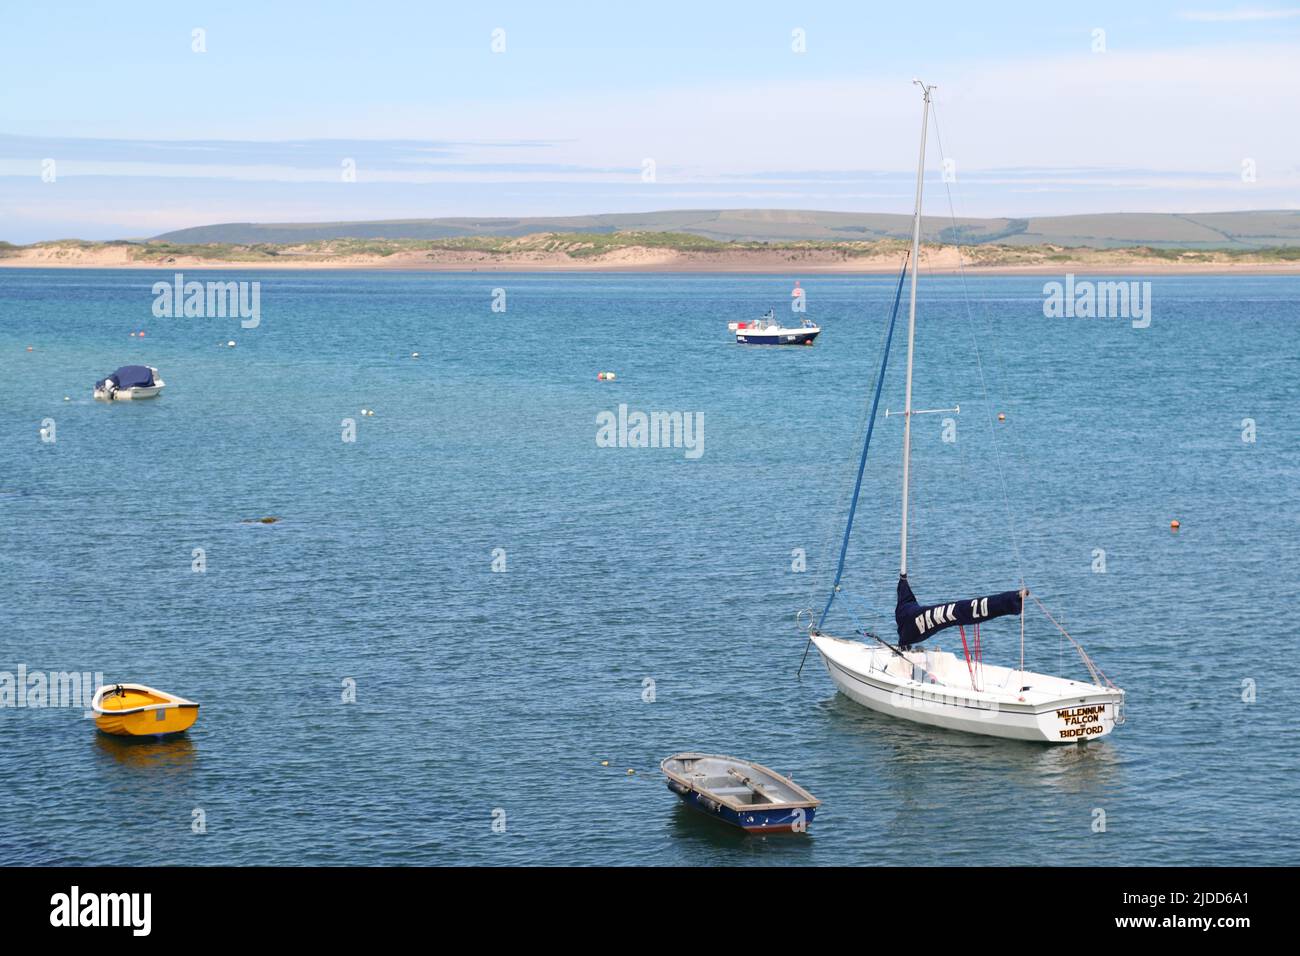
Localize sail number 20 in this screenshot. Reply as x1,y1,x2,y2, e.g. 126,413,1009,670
970,598,989,619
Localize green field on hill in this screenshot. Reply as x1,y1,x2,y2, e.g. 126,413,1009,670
144,209,1300,250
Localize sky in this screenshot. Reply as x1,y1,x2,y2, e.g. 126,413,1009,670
1,1,1298,242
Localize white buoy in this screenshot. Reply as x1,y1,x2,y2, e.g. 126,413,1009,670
411,352,420,358
227,340,236,348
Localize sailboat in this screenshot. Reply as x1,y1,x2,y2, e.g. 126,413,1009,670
803,82,1124,744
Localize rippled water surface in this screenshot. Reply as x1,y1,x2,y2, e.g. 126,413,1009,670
2,269,1297,865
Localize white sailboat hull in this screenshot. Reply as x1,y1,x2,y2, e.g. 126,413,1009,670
812,633,1123,744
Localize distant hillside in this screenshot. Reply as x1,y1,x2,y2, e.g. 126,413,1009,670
153,209,1300,250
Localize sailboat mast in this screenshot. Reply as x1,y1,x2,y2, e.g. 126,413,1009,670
900,80,933,578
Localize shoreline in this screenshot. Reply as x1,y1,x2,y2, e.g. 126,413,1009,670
4,256,1299,276
4,238,1299,275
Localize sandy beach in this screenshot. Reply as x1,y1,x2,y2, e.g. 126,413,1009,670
3,241,1299,274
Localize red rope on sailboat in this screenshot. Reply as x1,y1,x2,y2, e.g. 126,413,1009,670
957,625,979,691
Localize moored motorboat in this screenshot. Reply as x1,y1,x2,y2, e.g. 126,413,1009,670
730,310,820,345
94,365,165,401
661,753,820,832
91,683,199,737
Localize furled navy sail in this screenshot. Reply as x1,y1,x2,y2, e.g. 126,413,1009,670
894,575,1023,648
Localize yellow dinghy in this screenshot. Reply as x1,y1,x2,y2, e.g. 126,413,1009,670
91,683,199,737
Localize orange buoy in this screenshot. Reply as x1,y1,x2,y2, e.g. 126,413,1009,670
1170,519,1180,531
997,412,1006,422
26,346,34,352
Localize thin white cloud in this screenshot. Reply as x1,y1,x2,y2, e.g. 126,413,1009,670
1179,8,1300,20
5,40,1300,238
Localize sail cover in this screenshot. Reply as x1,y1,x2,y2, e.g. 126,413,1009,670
895,575,1023,648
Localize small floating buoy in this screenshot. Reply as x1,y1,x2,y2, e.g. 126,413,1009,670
63,396,70,402
411,352,420,358
626,769,636,775
597,371,616,381
226,340,236,348
997,412,1006,422
26,346,33,352
1170,519,1180,531
138,331,146,337
129,332,136,337
599,760,609,767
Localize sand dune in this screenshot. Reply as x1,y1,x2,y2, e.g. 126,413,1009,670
3,239,1298,274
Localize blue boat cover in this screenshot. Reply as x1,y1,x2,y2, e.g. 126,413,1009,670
111,365,154,388
895,575,1023,648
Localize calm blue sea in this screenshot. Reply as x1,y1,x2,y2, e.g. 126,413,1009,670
1,268,1297,866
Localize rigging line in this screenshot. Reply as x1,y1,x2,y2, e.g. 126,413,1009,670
927,98,1027,588
932,104,1100,679
838,589,889,635
1020,598,1025,673
798,255,910,678
805,276,901,615
816,252,910,630
842,598,915,666
807,330,882,612
1030,594,1115,689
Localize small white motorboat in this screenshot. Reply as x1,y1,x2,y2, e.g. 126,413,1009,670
662,753,820,832
730,310,820,346
94,365,165,401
